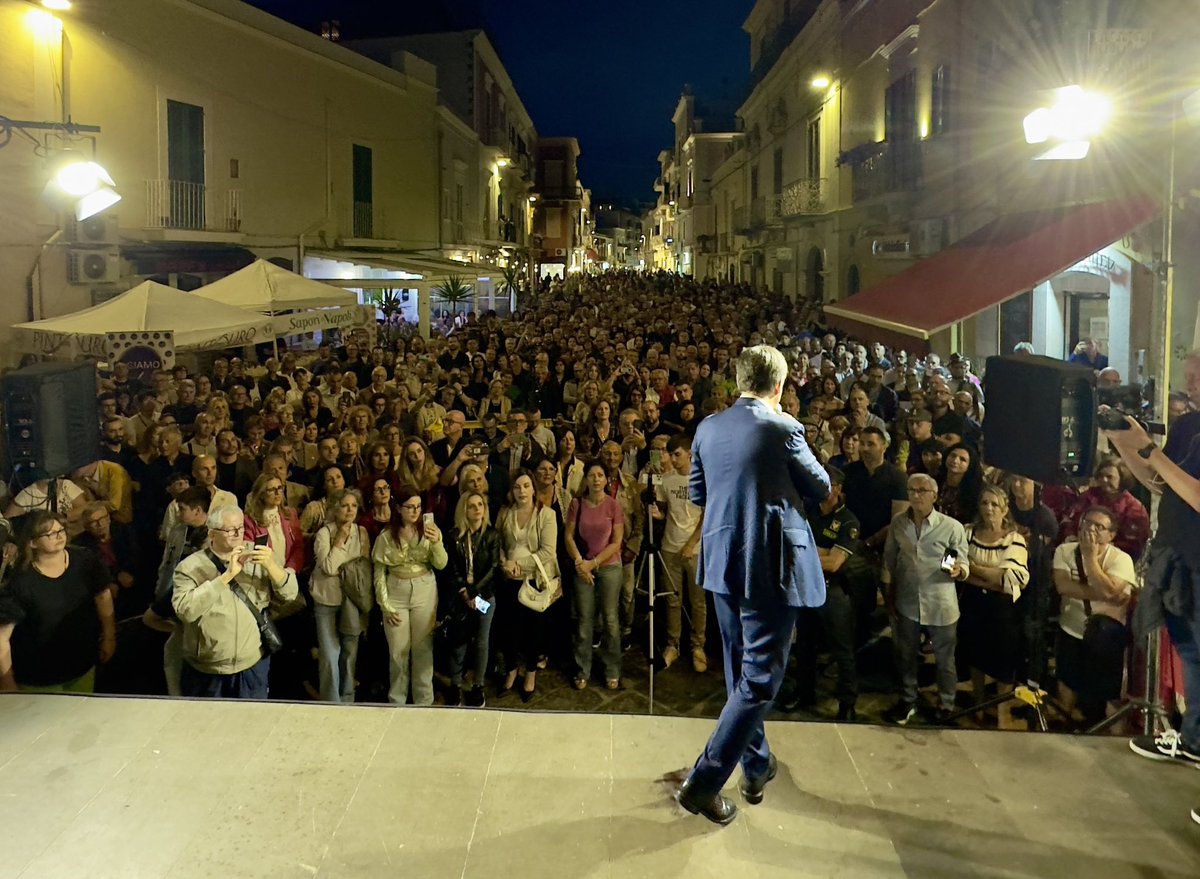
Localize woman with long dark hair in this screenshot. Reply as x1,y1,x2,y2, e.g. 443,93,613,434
937,443,983,525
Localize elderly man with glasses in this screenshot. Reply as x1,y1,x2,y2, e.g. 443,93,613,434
881,472,970,725
171,505,297,699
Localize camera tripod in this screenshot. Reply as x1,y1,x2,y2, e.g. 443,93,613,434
1085,623,1173,736
633,480,674,715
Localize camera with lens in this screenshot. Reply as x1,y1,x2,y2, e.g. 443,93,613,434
1096,384,1163,434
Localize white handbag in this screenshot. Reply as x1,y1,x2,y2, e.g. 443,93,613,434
517,552,562,613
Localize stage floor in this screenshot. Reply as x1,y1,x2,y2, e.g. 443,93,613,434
0,695,1197,878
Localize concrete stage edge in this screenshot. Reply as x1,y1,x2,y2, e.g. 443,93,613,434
0,695,1197,878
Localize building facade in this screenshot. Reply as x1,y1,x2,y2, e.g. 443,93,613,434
533,137,592,278
0,0,446,347
701,0,1200,386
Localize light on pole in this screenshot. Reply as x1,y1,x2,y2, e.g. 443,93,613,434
1023,85,1112,160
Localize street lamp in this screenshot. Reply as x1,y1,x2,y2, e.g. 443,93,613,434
810,74,831,90
1023,84,1112,160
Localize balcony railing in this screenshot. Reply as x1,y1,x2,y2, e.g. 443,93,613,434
777,177,828,217
145,180,243,232
849,141,923,203
353,201,374,239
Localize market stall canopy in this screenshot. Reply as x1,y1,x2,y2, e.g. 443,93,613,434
823,195,1160,342
194,259,358,311
12,280,276,358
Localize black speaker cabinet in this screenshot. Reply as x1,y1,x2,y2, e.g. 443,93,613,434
3,361,100,478
982,355,1096,484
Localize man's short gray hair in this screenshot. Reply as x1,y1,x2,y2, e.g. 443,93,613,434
735,345,789,396
206,504,243,531
907,472,937,493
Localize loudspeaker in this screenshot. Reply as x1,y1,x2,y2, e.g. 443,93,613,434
3,361,100,478
982,355,1096,484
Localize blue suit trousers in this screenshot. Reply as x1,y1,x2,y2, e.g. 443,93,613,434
686,591,797,799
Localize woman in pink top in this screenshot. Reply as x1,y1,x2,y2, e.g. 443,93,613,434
565,461,626,690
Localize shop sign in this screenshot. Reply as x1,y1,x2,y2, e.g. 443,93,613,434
872,236,911,259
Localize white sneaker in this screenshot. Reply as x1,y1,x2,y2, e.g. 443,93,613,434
692,648,708,673
1192,805,1200,826
1129,730,1200,767
661,646,679,669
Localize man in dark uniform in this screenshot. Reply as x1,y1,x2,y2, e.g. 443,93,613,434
784,467,862,720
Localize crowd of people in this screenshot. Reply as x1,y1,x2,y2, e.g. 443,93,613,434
0,270,1185,740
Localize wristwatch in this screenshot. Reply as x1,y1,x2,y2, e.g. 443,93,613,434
1137,442,1157,460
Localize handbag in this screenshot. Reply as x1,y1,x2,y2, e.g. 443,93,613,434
517,551,562,613
334,526,375,614
229,581,284,656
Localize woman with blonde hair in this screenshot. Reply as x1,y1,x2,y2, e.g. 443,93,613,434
442,490,502,706
184,412,218,459
336,431,366,483
960,483,1030,728
311,488,369,702
206,395,233,433
243,472,307,574
478,379,512,424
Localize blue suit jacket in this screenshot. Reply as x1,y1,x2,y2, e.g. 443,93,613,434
690,396,831,608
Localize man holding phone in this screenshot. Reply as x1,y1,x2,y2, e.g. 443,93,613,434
171,506,298,699
881,472,969,725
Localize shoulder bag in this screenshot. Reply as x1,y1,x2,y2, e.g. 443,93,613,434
516,510,562,613
209,550,284,656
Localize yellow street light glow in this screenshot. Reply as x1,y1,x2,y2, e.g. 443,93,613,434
55,159,115,197
27,8,63,35
1024,85,1112,145
811,75,831,90
42,0,72,10
497,157,509,168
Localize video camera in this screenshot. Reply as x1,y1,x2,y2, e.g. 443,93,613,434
1096,383,1165,435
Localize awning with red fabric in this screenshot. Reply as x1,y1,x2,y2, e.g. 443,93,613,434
823,196,1160,342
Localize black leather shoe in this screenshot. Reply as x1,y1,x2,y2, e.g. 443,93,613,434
677,778,738,826
738,752,778,805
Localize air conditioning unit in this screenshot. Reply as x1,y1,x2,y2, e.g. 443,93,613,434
67,249,120,285
69,213,120,246
554,248,566,257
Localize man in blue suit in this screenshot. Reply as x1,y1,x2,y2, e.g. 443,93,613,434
676,344,830,825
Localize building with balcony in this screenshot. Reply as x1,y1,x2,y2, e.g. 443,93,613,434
708,0,1199,384
0,0,442,341
533,137,591,277
344,29,539,268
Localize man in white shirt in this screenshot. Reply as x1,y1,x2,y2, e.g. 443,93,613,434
652,434,706,672
1052,505,1136,726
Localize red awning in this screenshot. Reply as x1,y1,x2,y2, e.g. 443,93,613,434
823,196,1160,342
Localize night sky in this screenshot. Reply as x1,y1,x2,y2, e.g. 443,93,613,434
243,0,755,203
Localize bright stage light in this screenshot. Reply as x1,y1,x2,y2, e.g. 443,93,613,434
1024,85,1111,146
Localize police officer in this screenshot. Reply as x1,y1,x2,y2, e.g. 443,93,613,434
783,466,862,720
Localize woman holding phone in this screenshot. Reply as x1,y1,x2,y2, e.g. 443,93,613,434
443,491,502,706
372,486,447,705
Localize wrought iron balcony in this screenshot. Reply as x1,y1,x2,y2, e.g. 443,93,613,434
144,180,243,233
777,178,828,217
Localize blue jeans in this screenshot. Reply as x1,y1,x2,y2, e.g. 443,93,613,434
686,592,797,799
573,564,623,681
448,597,495,687
1164,608,1200,751
181,655,270,699
314,601,361,703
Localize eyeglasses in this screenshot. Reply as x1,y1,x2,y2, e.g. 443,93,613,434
1080,519,1113,532
213,524,245,536
400,502,422,511
264,485,285,493
36,528,67,540
907,487,936,495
